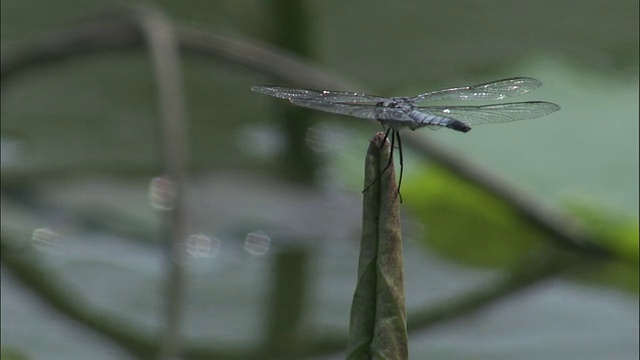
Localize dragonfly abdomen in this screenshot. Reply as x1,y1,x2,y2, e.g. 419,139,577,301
407,109,471,133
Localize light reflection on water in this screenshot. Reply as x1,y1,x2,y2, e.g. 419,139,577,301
244,230,271,256
31,228,64,254
185,233,221,258
148,176,177,210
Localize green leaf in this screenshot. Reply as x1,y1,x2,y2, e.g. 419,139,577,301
564,199,639,265
403,166,544,269
563,199,639,293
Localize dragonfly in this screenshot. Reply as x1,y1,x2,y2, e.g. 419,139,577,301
251,77,560,198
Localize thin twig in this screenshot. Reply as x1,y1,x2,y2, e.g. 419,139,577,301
134,6,190,360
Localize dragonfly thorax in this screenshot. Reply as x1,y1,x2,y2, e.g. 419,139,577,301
376,98,414,110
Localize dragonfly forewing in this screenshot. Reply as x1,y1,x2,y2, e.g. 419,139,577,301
251,85,387,104
410,77,543,102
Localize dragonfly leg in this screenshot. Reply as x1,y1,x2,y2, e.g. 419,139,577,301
380,127,392,148
395,131,404,203
362,129,398,198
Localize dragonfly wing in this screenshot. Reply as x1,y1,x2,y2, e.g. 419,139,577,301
410,77,543,102
418,102,561,125
288,99,414,121
251,85,388,103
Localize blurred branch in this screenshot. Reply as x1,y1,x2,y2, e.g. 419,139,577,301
1,8,359,90
407,248,564,332
134,7,189,360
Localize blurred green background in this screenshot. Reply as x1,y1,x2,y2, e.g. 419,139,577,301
1,1,638,360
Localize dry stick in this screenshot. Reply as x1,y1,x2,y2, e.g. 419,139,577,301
370,133,406,360
361,129,405,203
347,134,383,358
361,127,393,194
348,132,407,360
1,15,359,91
